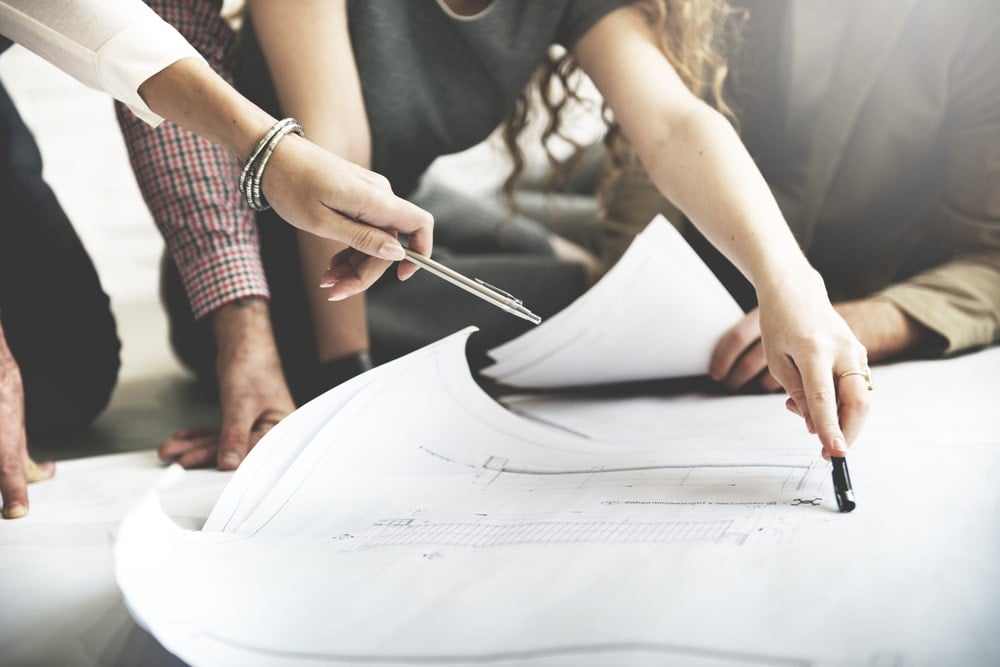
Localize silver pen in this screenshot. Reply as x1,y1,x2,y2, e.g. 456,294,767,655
404,249,542,325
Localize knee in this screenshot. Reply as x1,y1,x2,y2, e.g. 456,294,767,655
22,317,121,434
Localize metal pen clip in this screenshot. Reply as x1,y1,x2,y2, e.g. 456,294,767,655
474,278,523,305
402,248,542,325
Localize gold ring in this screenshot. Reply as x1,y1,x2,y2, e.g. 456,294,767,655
838,367,874,391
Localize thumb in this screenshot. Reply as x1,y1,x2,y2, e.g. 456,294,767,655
217,401,256,471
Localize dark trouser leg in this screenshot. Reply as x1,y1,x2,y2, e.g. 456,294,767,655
0,82,120,434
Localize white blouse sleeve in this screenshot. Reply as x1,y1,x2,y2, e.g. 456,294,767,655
0,0,205,126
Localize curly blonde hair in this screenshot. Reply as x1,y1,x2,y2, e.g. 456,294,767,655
500,0,740,198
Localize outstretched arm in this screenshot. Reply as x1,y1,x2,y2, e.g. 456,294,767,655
574,7,870,457
1,0,433,271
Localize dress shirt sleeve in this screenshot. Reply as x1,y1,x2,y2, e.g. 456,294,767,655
116,0,269,320
0,0,203,125
877,1,1000,354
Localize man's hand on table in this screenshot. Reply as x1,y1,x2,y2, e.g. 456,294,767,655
710,297,932,393
0,323,55,519
158,299,295,470
710,297,932,451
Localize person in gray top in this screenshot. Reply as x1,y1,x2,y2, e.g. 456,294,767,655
129,0,872,475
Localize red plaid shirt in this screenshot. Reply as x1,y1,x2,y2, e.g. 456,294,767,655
115,0,267,320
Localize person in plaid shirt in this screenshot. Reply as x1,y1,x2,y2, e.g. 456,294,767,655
0,0,433,519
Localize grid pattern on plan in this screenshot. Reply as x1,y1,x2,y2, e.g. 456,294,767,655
346,518,734,550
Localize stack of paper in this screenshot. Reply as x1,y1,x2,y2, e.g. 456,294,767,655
113,328,829,665
482,215,745,388
111,209,1000,665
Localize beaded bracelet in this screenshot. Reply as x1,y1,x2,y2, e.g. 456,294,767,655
238,117,305,212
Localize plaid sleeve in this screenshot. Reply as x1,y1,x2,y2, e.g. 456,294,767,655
115,0,269,320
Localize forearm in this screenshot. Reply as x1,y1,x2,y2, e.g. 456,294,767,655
116,99,268,319
575,7,815,292
246,0,370,164
834,298,937,362
210,298,282,372
876,254,1000,354
139,57,275,164
248,0,373,361
636,105,813,289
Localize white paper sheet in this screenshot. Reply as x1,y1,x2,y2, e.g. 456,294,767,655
114,331,1000,667
0,451,230,667
481,216,745,388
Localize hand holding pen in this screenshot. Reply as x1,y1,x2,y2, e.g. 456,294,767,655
402,249,542,324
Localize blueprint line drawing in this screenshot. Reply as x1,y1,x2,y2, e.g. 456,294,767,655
113,324,1000,666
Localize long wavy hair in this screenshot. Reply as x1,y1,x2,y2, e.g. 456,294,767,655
500,0,739,199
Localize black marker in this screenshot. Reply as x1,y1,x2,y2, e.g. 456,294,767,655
831,456,856,513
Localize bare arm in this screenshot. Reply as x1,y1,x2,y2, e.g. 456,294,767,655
574,7,870,456
138,56,431,270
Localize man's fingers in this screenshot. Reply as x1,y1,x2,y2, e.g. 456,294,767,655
0,460,29,519
758,372,783,393
248,409,288,449
219,404,290,470
158,429,216,463
168,426,215,441
218,404,257,470
177,444,219,470
709,309,761,383
723,340,769,391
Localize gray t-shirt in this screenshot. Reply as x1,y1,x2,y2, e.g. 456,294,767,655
241,0,628,196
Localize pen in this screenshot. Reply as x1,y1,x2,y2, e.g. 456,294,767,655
831,456,856,513
404,249,542,325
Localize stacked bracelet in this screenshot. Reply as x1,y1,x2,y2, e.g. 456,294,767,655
238,117,305,211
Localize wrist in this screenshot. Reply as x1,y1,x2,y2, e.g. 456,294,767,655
755,263,827,304
209,298,279,364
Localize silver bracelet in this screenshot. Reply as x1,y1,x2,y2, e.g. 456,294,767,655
238,117,304,212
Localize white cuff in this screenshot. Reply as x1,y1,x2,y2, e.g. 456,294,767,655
95,15,205,127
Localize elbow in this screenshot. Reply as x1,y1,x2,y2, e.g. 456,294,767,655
632,101,733,176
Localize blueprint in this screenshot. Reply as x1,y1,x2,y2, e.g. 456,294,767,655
114,329,1000,667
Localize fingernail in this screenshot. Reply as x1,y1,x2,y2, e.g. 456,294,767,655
378,241,405,261
3,503,27,519
831,436,848,456
319,280,336,288
220,452,242,468
327,294,347,302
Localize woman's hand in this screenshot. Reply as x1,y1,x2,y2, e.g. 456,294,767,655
263,135,433,299
754,270,872,459
139,58,434,300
